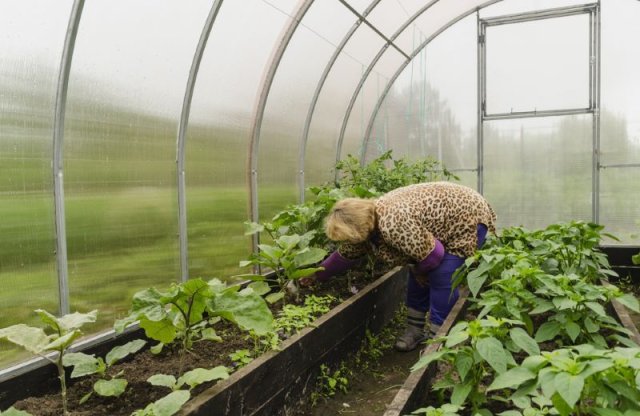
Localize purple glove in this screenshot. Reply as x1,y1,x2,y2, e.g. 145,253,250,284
413,239,445,276
314,251,358,282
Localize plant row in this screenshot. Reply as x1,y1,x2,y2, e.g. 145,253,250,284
0,151,455,416
411,221,640,416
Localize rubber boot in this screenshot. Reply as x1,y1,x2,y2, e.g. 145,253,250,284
394,308,427,352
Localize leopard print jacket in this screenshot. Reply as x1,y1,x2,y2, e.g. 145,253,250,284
338,182,496,267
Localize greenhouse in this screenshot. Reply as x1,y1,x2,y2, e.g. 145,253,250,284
1,0,640,415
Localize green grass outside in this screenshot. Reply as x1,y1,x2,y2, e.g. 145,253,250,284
0,184,296,367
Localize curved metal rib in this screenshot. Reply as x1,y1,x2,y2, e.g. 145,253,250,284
52,0,85,315
176,0,224,282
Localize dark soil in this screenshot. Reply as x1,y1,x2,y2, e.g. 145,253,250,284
9,269,385,416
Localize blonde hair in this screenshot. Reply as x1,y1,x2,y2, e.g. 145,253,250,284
325,198,376,243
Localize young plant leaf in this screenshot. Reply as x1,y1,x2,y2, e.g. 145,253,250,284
147,374,177,389
105,339,146,366
94,378,127,397
554,372,584,409
487,367,536,391
509,328,540,356
177,366,230,390
476,336,508,374
0,325,49,354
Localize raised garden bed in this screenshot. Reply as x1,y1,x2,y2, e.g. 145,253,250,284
0,267,407,416
383,243,640,416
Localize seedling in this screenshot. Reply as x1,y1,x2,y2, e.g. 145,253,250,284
63,339,146,403
0,309,97,415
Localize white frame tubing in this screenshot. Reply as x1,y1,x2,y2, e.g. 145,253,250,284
52,0,85,316
176,0,224,282
247,0,314,256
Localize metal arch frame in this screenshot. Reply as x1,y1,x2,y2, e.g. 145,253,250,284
176,0,224,283
476,3,600,218
53,0,85,316
362,0,503,165
248,0,314,255
297,0,383,202
334,1,442,172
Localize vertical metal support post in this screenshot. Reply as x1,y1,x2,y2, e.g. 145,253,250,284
477,13,486,194
176,0,224,282
591,3,601,223
53,0,84,316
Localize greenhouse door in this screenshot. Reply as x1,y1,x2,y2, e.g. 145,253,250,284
477,3,601,228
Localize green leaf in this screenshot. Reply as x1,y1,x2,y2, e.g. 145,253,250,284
498,411,523,416
148,374,177,389
94,378,127,397
211,288,274,335
0,407,33,416
551,392,572,416
467,262,491,297
455,351,474,381
615,293,640,313
585,302,607,317
200,328,222,342
445,330,469,348
0,324,49,354
411,350,447,372
294,247,327,267
140,317,177,344
34,309,61,333
535,322,562,342
529,300,555,315
247,281,271,296
43,329,81,351
177,366,230,390
57,310,98,331
106,339,146,366
487,367,536,391
63,352,101,378
554,372,584,409
243,221,264,236
150,342,164,355
509,328,540,356
450,381,472,406
584,317,599,333
265,292,284,305
150,390,191,416
565,322,581,342
476,337,507,374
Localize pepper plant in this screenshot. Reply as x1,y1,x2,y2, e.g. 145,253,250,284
412,317,539,413
487,344,640,415
0,309,97,416
62,339,146,404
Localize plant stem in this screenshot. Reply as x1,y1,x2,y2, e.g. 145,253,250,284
56,350,69,416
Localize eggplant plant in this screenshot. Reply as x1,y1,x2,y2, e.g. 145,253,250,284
0,309,97,416
114,278,273,375
132,366,229,416
62,339,147,403
239,230,327,304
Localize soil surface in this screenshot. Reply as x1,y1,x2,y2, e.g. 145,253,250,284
303,348,420,415
8,270,386,415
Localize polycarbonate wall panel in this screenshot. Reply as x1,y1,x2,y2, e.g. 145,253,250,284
259,3,353,219
63,1,210,326
599,0,640,244
485,14,590,114
370,14,477,173
484,116,592,230
600,168,640,244
305,55,367,187
601,0,640,167
0,0,73,367
342,49,405,161
186,0,290,278
396,0,492,56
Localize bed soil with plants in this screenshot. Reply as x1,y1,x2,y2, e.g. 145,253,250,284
6,270,384,416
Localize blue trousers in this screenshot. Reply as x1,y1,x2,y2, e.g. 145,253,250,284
406,224,488,325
